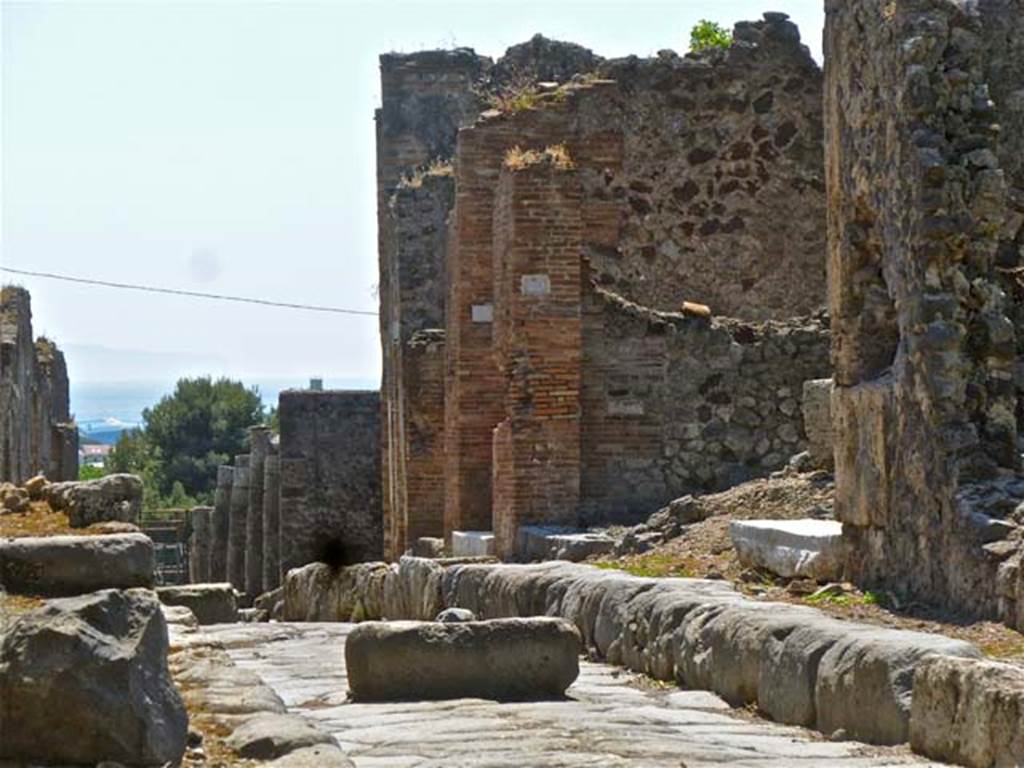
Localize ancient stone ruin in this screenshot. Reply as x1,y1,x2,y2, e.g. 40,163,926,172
379,18,832,559
193,392,383,602
7,7,1024,767
0,286,78,484
826,0,1024,631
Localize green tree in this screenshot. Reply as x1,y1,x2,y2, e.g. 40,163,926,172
78,464,105,481
690,20,732,52
107,377,264,508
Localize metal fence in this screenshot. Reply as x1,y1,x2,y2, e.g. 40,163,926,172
140,508,191,586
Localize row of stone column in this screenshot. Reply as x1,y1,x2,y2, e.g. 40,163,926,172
187,426,282,599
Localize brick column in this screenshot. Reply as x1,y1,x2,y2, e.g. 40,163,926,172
209,465,233,582
491,159,583,559
227,454,250,592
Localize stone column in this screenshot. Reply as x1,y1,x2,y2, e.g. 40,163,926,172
246,427,272,598
210,465,233,582
188,506,212,583
262,448,281,591
227,454,250,593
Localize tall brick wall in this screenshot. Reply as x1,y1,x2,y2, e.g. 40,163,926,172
278,390,382,573
491,160,584,557
0,286,77,484
444,83,623,539
826,0,1024,627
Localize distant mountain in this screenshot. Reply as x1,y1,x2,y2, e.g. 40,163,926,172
79,417,140,446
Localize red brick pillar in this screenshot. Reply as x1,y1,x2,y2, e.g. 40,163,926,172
491,157,583,559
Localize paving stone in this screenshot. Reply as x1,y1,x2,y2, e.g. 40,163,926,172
201,622,940,767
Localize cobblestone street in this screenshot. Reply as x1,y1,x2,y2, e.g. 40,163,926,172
206,623,941,768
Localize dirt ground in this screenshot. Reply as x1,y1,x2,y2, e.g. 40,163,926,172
0,500,136,538
589,471,1024,665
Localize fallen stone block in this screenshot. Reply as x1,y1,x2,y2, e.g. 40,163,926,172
345,617,581,701
226,712,336,760
730,519,844,580
412,536,445,558
436,607,476,622
162,604,199,630
157,583,238,625
814,626,980,745
515,525,616,562
910,655,1024,768
0,533,154,596
23,475,48,500
46,473,143,527
451,530,495,557
0,588,188,766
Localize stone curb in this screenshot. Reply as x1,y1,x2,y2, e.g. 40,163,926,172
283,557,992,751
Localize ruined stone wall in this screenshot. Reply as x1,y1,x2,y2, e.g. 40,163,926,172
380,19,828,553
581,14,825,320
826,0,1024,626
0,287,77,484
279,391,382,573
381,175,452,558
580,285,830,524
377,50,487,559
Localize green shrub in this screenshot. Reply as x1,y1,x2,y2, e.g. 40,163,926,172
78,464,105,481
690,19,732,52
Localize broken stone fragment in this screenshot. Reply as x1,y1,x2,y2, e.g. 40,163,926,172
0,588,188,766
729,519,844,581
45,473,143,527
345,617,581,701
23,474,47,500
156,582,238,625
435,607,476,622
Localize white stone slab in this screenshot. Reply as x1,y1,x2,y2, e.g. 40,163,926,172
516,525,615,562
729,519,843,580
451,531,496,557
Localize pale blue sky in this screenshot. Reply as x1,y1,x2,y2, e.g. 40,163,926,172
2,0,823,388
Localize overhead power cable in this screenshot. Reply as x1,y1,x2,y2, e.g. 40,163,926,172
0,266,379,316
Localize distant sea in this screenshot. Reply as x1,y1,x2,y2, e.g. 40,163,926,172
73,377,378,444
